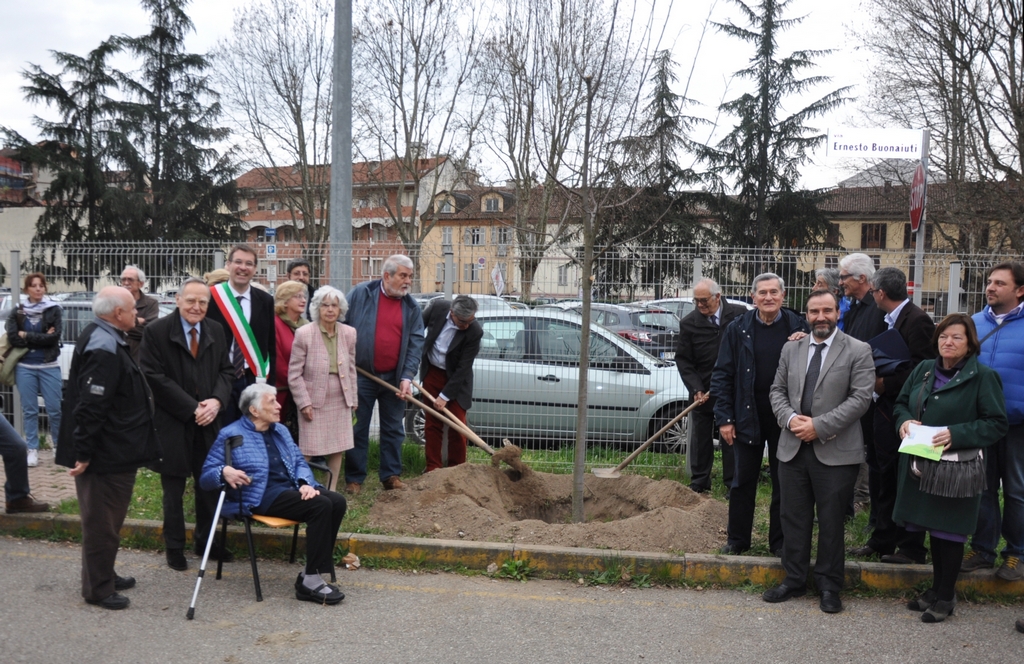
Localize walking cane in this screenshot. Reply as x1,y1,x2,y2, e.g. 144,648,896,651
186,435,244,620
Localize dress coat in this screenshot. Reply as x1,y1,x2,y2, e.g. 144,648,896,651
879,301,937,400
288,321,357,455
675,300,747,414
205,284,277,385
893,356,1008,535
769,330,875,465
419,299,484,411
139,313,234,477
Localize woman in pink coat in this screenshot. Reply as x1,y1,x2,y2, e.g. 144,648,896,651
288,286,356,492
273,281,309,433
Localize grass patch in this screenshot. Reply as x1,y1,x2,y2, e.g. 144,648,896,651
496,557,534,583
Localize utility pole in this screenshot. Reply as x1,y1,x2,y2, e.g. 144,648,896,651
329,0,353,292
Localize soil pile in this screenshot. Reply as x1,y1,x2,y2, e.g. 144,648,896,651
368,464,728,553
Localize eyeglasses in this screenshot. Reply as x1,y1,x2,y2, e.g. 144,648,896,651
452,315,475,327
181,298,210,308
694,296,717,305
838,273,855,281
230,259,257,268
120,278,139,284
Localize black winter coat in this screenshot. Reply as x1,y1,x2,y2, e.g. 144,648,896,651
675,301,747,413
139,314,234,477
5,303,62,364
56,319,159,474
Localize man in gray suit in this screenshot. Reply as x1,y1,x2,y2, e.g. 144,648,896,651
762,289,874,614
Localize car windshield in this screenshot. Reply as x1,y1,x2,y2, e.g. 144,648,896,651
631,312,679,331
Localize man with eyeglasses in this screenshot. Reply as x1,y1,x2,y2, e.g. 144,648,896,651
675,278,746,495
120,265,160,363
140,278,234,570
419,295,483,472
206,244,277,422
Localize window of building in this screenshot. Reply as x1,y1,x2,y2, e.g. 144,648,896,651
827,223,841,245
825,255,838,269
491,226,512,245
436,196,454,214
361,257,382,277
464,227,485,246
558,264,569,287
861,223,886,249
483,196,501,212
252,226,268,243
257,197,268,211
464,263,482,282
903,223,934,250
279,226,295,242
442,227,453,247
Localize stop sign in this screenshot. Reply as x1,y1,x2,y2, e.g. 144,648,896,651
909,162,926,232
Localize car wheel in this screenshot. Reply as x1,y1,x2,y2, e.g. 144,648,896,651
404,403,426,445
650,404,689,454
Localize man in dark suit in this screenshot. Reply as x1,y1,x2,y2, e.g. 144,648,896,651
856,267,936,564
839,253,888,521
764,290,874,613
140,278,234,571
675,278,745,494
205,244,276,422
420,295,483,471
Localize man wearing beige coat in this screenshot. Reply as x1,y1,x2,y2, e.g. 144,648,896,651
762,289,875,614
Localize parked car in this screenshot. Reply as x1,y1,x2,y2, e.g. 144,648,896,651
570,303,679,360
411,292,445,310
404,309,689,450
638,297,754,321
467,294,513,311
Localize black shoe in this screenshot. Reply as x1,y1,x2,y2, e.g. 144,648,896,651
718,543,748,555
294,573,344,605
907,589,937,612
921,598,956,623
195,544,234,563
166,548,188,571
724,487,732,501
114,575,136,591
688,484,709,494
881,552,925,565
762,583,807,603
1015,617,1024,634
820,591,843,613
770,548,783,558
86,592,130,610
847,545,879,558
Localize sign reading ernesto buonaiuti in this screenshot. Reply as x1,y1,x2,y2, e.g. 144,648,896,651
825,128,925,160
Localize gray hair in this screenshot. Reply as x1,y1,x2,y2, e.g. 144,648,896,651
309,285,348,324
239,382,277,418
179,276,208,292
694,278,722,297
122,265,146,284
382,254,414,277
871,267,909,301
840,253,876,281
814,268,840,293
93,288,129,317
450,295,478,319
751,272,785,293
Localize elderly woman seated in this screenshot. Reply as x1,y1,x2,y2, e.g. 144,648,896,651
200,383,347,605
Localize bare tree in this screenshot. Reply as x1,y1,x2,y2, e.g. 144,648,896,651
861,0,1024,251
352,0,490,288
214,0,334,248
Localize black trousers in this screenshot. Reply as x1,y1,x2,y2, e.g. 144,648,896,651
866,399,927,559
726,403,783,552
689,407,734,490
76,471,136,601
779,444,859,593
257,489,347,576
161,430,219,550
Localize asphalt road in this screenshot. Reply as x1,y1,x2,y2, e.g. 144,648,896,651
1,537,1021,663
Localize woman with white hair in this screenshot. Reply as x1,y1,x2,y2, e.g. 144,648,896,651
287,286,356,491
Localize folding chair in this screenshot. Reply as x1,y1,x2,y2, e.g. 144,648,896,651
215,460,334,602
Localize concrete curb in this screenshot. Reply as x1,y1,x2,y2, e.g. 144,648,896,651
3,512,1022,598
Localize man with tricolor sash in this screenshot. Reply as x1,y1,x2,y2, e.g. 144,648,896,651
206,244,277,423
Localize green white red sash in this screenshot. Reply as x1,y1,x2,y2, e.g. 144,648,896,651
210,282,269,381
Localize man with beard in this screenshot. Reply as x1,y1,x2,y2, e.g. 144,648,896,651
763,289,874,613
344,255,424,494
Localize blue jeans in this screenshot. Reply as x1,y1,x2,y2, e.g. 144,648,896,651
970,423,1024,560
345,371,406,484
0,415,31,502
14,364,62,450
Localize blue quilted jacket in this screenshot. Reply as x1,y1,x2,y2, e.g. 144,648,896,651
973,305,1024,425
199,416,321,518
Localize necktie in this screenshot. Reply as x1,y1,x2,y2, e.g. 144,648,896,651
189,327,199,358
708,315,717,326
232,296,246,379
801,343,825,416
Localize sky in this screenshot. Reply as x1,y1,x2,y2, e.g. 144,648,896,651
1,0,875,190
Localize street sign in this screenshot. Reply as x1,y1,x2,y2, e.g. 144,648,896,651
266,244,277,256
825,128,924,161
264,227,276,237
267,265,277,282
909,162,926,232
478,257,486,266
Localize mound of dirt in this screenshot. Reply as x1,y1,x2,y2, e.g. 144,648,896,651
368,464,728,553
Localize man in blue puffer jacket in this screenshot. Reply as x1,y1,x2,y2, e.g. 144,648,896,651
201,383,347,604
962,261,1024,584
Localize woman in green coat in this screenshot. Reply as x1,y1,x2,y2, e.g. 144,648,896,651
894,313,1008,623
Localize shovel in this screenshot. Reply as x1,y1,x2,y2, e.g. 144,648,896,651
592,395,708,479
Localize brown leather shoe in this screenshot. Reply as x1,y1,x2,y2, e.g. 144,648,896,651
345,482,362,495
6,495,49,514
382,476,407,491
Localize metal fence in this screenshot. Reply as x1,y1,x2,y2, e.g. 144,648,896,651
1,240,1017,474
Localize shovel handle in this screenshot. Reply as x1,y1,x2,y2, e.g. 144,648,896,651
410,379,489,446
356,367,495,456
611,395,708,473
